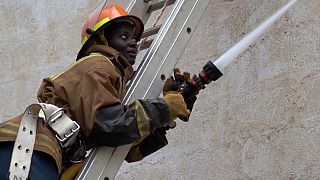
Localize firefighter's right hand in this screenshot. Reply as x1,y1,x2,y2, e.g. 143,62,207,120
163,91,190,121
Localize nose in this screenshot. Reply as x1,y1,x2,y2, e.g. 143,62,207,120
129,38,137,48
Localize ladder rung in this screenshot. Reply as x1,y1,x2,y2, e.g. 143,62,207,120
141,24,161,39
127,0,153,24
139,39,154,50
148,0,176,13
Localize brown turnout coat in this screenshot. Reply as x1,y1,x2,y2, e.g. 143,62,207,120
0,45,171,174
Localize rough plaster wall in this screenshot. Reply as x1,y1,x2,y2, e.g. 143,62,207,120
0,0,128,120
117,0,320,179
0,0,320,179
0,0,101,120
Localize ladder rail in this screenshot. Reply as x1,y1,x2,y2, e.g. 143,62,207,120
75,0,154,179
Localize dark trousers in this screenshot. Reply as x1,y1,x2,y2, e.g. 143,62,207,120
0,142,58,180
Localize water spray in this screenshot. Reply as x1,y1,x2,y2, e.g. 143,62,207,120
179,0,299,121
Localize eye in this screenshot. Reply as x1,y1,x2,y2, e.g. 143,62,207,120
121,34,128,40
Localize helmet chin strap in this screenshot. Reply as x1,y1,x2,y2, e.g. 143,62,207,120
86,28,108,45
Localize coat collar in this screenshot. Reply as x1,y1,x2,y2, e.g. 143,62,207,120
84,45,134,81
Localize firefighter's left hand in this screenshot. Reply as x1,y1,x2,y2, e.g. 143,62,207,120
163,68,191,95
163,68,197,113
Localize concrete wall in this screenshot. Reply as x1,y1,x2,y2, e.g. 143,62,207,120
1,0,320,179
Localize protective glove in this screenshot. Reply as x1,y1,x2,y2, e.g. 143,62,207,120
162,91,190,121
163,68,197,112
163,68,190,95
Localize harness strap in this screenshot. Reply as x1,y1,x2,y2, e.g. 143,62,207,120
9,103,80,179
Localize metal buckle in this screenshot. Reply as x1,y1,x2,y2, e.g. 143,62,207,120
56,122,80,143
48,108,65,124
46,107,81,147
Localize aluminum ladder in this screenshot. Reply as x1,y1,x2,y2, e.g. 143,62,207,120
76,0,211,179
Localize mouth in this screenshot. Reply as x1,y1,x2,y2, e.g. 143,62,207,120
126,50,138,57
127,52,137,57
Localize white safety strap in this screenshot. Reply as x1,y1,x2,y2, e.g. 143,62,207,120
9,103,80,179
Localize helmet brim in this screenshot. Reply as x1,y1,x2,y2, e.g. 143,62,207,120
77,15,144,60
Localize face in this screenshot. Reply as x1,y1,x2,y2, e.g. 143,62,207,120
105,23,138,65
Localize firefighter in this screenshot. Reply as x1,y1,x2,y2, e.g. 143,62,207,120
0,4,193,179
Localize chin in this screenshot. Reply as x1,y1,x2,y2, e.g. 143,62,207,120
129,60,136,65
127,57,136,65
